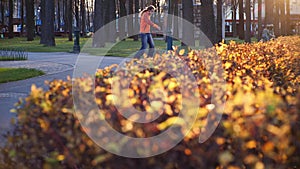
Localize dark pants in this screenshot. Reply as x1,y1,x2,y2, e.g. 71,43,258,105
134,33,155,59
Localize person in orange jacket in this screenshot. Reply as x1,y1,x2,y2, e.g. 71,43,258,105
134,5,161,59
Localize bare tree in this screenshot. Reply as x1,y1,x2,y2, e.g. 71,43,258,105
274,0,280,36
280,0,286,35
57,0,61,31
133,0,140,41
93,0,105,47
104,0,116,42
264,0,274,25
231,0,238,37
216,0,223,42
238,0,244,40
118,0,127,40
63,0,73,41
40,0,46,43
8,0,13,38
25,0,35,41
245,0,251,42
42,0,56,46
86,0,90,31
128,0,134,37
182,0,194,46
173,0,179,38
0,0,4,26
67,0,73,41
63,0,67,34
74,0,79,28
20,0,24,35
257,0,262,40
81,0,87,36
285,0,291,35
201,0,216,44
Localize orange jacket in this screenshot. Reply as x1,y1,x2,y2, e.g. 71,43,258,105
140,12,159,33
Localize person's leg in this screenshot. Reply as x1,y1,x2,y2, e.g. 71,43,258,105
147,33,155,57
134,34,148,59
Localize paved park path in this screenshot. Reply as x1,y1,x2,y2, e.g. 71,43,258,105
0,52,126,144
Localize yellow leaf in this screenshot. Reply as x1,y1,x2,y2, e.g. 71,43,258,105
184,148,192,156
262,141,274,153
244,155,258,164
179,49,185,56
157,117,185,130
218,151,234,166
245,140,257,149
38,118,50,131
255,162,265,169
216,137,226,145
56,155,65,161
225,62,232,69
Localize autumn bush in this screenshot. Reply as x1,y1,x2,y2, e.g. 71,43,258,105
0,36,299,169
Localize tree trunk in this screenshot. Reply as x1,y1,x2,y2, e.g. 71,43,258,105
257,0,262,40
104,0,116,42
74,0,79,28
264,0,274,25
26,0,35,41
67,0,73,41
274,0,280,36
8,0,13,38
182,0,195,46
201,0,216,45
93,0,105,47
245,0,251,42
133,0,139,41
21,0,24,35
128,0,134,38
216,0,223,42
118,0,127,40
238,0,244,40
173,0,179,38
232,0,237,37
252,0,255,37
286,0,291,35
280,0,286,35
63,0,67,33
57,0,61,31
40,0,46,44
86,0,90,31
43,0,56,46
140,0,144,9
80,0,86,37
0,0,4,26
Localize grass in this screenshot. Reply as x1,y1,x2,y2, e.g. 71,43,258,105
0,36,182,57
0,36,258,57
224,37,258,44
0,68,45,83
81,38,182,57
0,37,89,52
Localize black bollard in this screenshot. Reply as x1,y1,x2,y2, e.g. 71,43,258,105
73,27,80,53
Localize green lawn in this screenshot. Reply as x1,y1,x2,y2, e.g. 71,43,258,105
0,36,257,57
225,37,258,44
0,68,45,83
0,37,88,52
81,38,182,57
0,37,181,57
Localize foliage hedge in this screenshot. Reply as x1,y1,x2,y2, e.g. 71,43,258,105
0,36,299,169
